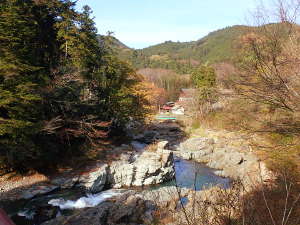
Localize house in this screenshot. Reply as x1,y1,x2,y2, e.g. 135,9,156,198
160,102,185,115
171,105,184,115
161,105,173,113
178,89,196,102
161,102,175,113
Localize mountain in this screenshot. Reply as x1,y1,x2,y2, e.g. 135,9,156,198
109,36,130,50
113,25,254,73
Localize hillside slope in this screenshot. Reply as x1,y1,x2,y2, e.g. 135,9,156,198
115,25,254,72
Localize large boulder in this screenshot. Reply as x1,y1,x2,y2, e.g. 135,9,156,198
108,150,175,188
175,137,214,161
76,163,109,193
51,150,175,192
178,137,214,152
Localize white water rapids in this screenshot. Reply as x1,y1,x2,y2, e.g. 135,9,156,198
48,189,124,210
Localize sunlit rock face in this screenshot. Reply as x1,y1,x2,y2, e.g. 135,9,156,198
50,147,175,193
108,150,175,188
175,136,273,186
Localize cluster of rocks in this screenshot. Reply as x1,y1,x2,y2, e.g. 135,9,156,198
2,140,175,203
50,147,175,194
40,186,192,225
174,136,272,186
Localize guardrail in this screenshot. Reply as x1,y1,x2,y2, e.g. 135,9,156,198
156,116,177,120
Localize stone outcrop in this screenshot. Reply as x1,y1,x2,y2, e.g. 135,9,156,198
108,150,174,188
141,186,190,209
4,142,174,201
51,147,175,193
178,137,215,152
77,163,109,193
175,136,272,184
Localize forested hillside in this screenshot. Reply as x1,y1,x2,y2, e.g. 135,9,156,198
117,25,252,74
0,0,151,172
110,26,252,101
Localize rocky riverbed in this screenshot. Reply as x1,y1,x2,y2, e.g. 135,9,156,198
174,130,273,187
1,121,273,225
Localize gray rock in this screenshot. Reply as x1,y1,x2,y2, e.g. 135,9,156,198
108,162,135,188
226,152,244,165
175,136,264,183
108,151,175,188
179,137,214,152
21,185,59,199
141,186,190,207
77,163,108,193
191,147,214,160
51,176,78,189
51,150,174,193
157,141,168,150
42,191,156,225
180,152,193,160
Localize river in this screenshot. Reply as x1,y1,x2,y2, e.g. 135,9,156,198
3,157,230,225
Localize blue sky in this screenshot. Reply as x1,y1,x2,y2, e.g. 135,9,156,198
75,0,260,49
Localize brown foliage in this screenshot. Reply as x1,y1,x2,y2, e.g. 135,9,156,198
138,68,192,101
234,0,300,113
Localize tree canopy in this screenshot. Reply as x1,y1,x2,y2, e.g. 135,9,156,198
0,0,150,172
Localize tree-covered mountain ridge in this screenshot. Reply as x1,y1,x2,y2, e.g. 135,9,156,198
113,24,296,73
112,25,253,71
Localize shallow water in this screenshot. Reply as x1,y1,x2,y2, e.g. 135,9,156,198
172,158,231,190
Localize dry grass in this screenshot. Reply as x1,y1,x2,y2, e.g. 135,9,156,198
188,95,300,180
152,176,300,225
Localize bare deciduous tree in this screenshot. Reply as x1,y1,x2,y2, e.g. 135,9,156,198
235,0,300,113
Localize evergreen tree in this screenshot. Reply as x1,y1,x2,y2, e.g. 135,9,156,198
191,65,217,112
0,0,150,172
0,0,56,170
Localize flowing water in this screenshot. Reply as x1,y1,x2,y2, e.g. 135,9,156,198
3,158,230,225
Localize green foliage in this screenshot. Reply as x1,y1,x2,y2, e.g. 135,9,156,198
117,26,253,72
191,65,216,89
191,65,217,105
0,0,149,172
